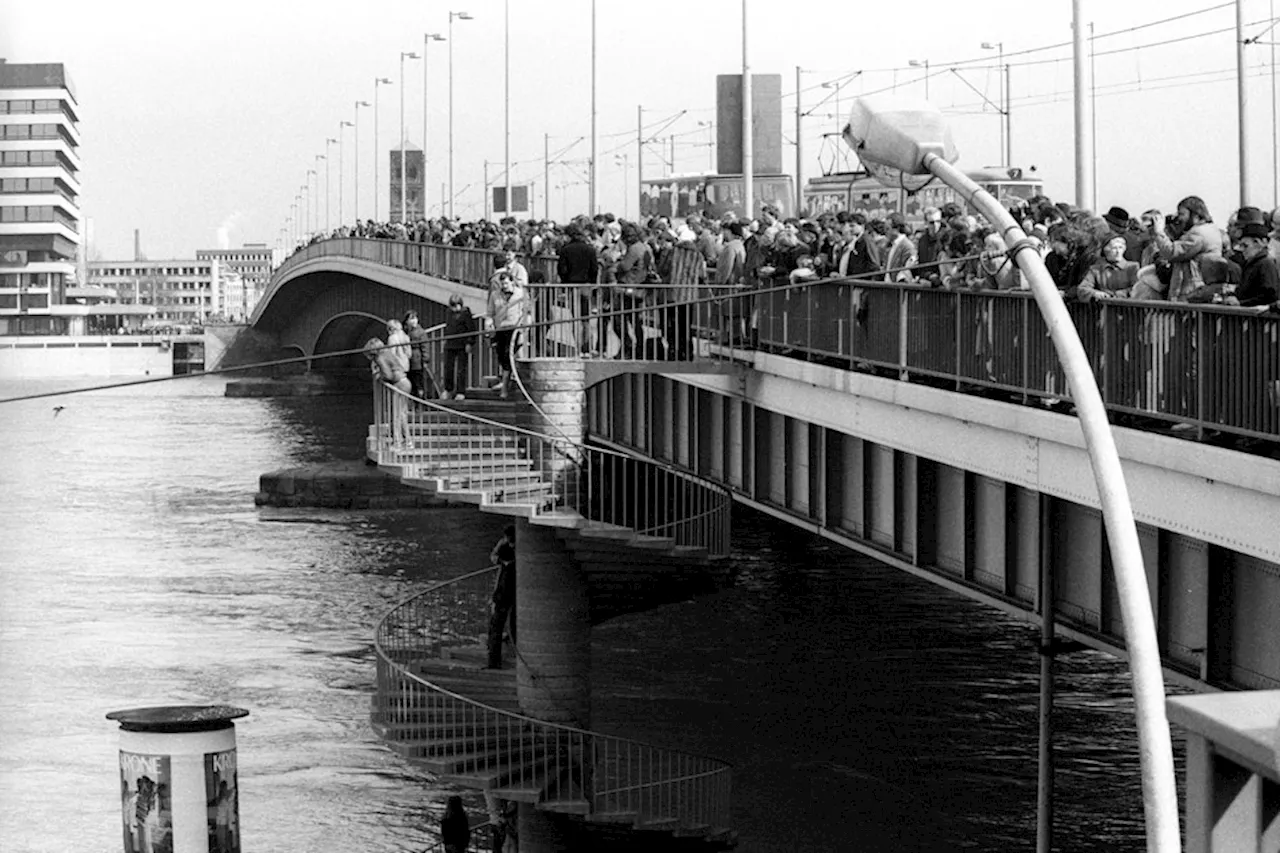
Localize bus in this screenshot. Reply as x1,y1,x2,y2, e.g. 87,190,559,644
640,173,795,221
803,167,1044,225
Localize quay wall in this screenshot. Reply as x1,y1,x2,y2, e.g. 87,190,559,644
0,336,177,379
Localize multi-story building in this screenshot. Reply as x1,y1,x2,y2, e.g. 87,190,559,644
196,243,273,321
0,60,84,335
87,258,219,330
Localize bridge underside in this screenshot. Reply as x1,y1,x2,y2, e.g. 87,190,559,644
587,365,1280,694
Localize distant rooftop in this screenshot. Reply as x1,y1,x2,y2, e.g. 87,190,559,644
0,60,78,101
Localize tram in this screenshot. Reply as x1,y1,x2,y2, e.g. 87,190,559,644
640,173,796,221
803,168,1043,224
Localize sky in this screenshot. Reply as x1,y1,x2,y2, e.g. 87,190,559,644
2,0,1278,261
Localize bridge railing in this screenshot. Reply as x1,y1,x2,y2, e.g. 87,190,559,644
287,238,1280,445
374,567,734,829
369,379,732,557
277,237,557,290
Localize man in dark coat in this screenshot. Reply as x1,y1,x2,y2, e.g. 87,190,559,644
556,224,600,355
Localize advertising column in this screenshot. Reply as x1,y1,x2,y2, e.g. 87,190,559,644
106,705,250,853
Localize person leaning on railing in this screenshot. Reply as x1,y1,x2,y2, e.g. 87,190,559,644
440,296,476,402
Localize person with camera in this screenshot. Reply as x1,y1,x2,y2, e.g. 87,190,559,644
1160,196,1224,303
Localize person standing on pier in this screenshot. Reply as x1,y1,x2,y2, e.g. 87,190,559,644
486,525,517,669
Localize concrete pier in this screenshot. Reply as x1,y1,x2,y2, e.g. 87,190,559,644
255,460,452,509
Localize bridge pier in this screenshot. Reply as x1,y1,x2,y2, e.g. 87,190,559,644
515,518,592,728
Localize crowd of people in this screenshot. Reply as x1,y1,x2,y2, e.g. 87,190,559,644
306,192,1280,316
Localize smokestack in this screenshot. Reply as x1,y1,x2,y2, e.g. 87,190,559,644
133,229,140,262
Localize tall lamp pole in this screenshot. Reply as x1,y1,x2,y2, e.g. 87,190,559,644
741,0,752,220
1072,0,1095,212
354,101,369,223
504,0,511,219
339,122,353,226
314,155,325,233
423,32,445,216
400,51,421,223
325,139,338,231
374,77,393,221
448,10,474,220
1236,0,1250,206
589,0,597,215
846,95,1179,853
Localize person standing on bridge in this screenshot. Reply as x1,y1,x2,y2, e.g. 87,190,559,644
440,296,476,401
403,311,434,400
486,525,517,669
487,272,528,400
556,223,600,357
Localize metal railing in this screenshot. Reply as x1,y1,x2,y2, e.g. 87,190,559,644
373,567,733,829
283,238,1280,444
368,379,731,557
277,237,557,290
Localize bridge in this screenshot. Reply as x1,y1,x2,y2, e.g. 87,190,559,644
255,238,1280,851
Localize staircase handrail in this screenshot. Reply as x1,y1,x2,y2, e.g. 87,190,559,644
373,381,732,556
373,566,734,829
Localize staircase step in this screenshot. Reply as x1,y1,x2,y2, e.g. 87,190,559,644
420,744,550,776
584,811,640,826
439,755,554,790
536,799,592,816
626,534,677,550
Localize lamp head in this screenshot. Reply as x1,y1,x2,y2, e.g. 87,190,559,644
341,121,354,127
327,137,337,144
841,94,958,187
428,33,445,41
377,77,392,85
357,100,370,107
981,41,999,50
404,51,420,59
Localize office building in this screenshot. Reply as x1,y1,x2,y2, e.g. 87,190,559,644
196,243,273,321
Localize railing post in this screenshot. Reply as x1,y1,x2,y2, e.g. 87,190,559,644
1196,310,1208,441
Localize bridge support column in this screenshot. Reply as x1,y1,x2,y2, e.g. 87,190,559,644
515,518,591,728
520,359,587,445
517,803,577,853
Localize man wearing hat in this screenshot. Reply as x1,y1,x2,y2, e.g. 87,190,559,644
1233,221,1280,307
1103,205,1143,262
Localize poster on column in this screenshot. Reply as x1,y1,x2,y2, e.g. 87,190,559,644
120,751,173,853
205,749,241,853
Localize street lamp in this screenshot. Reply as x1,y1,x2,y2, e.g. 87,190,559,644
821,80,843,133
908,59,930,99
325,139,338,231
313,155,325,233
354,101,370,222
374,77,393,221
301,179,312,238
422,33,445,216
399,51,421,224
448,10,473,220
981,41,1010,168
842,94,1178,853
339,121,353,225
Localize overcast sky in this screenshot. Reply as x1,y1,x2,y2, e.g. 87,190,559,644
2,0,1278,260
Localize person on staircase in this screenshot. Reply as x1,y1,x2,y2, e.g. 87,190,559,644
486,525,517,669
487,271,528,400
440,295,476,401
403,310,434,400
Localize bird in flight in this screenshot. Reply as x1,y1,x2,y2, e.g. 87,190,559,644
52,406,65,417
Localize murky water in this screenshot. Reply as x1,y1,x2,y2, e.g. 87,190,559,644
0,377,1176,852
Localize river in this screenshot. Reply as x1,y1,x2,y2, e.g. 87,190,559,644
0,376,1177,852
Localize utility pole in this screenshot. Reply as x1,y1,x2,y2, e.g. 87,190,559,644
637,105,644,219
339,122,352,225
794,66,803,215
1236,0,1251,206
1071,0,1094,212
589,0,598,215
544,133,551,220
400,51,421,223
354,100,369,222
504,0,511,220
741,0,753,220
374,77,393,221
484,160,491,220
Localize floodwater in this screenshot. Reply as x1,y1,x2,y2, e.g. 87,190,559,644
0,376,1178,852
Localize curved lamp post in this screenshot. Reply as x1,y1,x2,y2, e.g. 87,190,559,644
842,94,1178,853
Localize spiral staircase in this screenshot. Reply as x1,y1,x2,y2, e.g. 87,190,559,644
368,353,738,847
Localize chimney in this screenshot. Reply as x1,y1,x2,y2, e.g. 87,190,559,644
133,229,140,262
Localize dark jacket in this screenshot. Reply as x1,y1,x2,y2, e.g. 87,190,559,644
443,307,476,351
557,239,599,284
1238,254,1280,307
406,326,431,370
